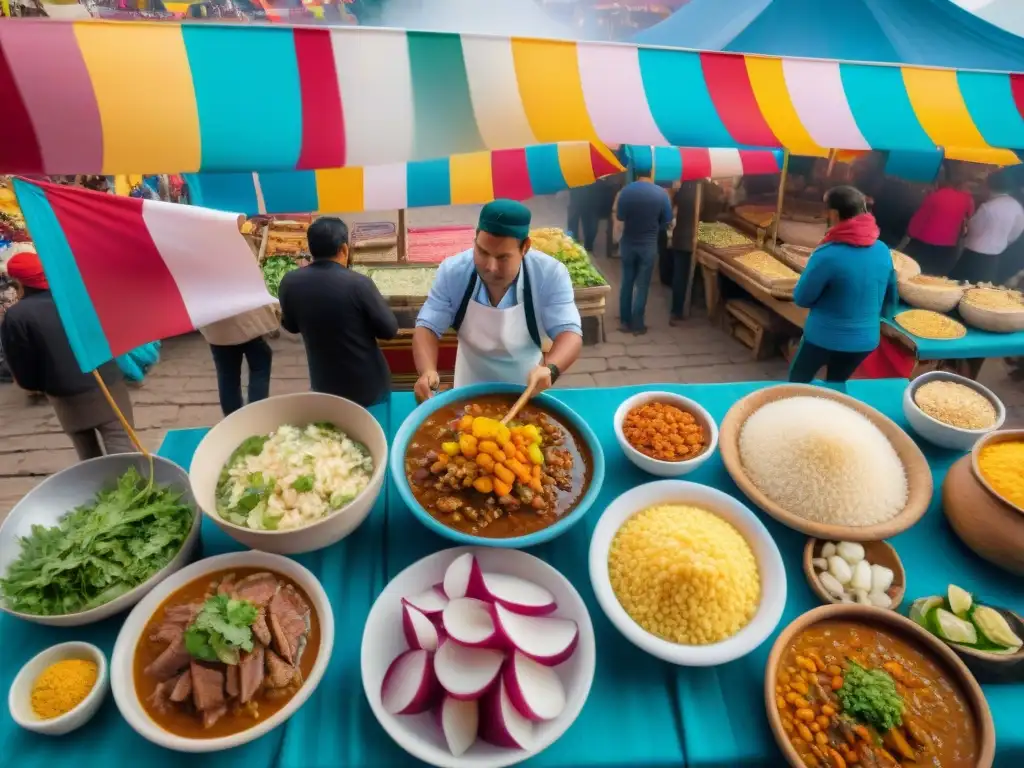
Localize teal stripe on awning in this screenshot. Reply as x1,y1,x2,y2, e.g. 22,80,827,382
407,157,452,208
184,172,259,215
653,147,682,184
13,178,112,372
958,72,1024,151
525,144,568,196
259,171,319,215
840,64,934,152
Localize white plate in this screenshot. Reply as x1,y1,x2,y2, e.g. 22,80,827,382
362,547,596,768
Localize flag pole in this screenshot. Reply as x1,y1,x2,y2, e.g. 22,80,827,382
91,370,149,457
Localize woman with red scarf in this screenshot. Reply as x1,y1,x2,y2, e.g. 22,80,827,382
789,186,898,384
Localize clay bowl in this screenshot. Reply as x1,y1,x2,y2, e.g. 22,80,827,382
971,429,1024,515
943,454,1024,576
940,605,1024,684
765,604,995,768
719,384,933,541
802,538,906,611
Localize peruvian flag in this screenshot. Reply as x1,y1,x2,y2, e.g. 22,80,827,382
13,178,275,373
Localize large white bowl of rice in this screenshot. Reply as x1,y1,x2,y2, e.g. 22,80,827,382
189,393,387,554
903,371,1005,452
588,480,786,666
720,384,932,542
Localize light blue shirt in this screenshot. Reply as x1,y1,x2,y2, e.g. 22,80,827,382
416,249,582,339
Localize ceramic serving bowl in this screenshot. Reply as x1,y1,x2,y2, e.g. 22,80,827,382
936,606,1024,684
971,429,1024,515
765,604,995,768
390,383,606,549
589,480,786,666
111,551,334,753
802,538,906,611
613,390,718,478
902,371,1005,452
189,392,387,555
8,642,109,736
0,453,201,627
361,547,595,768
719,384,933,542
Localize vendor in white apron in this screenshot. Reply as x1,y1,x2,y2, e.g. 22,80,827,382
412,199,583,401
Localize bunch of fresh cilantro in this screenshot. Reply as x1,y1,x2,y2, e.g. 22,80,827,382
0,468,194,616
184,594,259,665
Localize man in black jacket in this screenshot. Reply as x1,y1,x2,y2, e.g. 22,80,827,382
278,217,399,406
1,251,135,460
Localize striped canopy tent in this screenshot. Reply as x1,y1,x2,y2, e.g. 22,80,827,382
628,145,784,183
3,20,1024,177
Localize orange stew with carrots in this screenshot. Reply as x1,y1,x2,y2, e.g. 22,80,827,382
776,621,979,768
404,395,592,538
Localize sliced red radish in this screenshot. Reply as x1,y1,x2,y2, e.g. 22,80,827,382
434,638,504,700
480,678,535,750
443,598,503,648
381,649,437,715
443,553,485,600
503,651,567,721
403,602,440,651
493,603,578,666
439,695,478,757
403,584,448,617
473,572,557,616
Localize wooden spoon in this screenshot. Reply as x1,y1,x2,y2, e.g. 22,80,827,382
501,384,536,425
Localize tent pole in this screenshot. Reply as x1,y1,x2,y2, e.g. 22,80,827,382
825,148,838,180
683,180,703,319
397,208,408,263
770,149,790,252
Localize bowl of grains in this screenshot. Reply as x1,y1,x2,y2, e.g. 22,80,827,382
588,480,786,666
959,286,1024,333
614,391,718,477
894,309,967,340
898,274,965,313
904,371,1005,451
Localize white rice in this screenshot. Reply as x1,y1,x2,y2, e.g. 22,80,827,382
738,396,908,526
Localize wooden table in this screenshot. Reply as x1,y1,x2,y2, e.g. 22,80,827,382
696,247,808,329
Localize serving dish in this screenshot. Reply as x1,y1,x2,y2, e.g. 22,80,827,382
110,550,333,752
189,392,387,555
613,390,718,478
361,546,595,768
719,384,932,542
971,429,1024,516
802,538,905,611
765,604,995,768
8,642,109,736
942,607,1024,684
902,371,1005,452
390,383,605,548
0,453,200,627
589,480,786,666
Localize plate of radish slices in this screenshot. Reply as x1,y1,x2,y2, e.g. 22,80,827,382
361,548,596,768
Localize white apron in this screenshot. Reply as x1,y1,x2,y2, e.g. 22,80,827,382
453,262,543,387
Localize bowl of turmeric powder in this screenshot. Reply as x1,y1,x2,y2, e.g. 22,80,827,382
8,641,108,735
972,430,1024,515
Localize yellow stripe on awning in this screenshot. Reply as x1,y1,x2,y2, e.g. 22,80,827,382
903,68,989,152
316,166,364,213
512,39,597,144
558,142,598,187
745,57,827,158
449,151,494,206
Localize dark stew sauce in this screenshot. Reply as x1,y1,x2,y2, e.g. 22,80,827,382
405,394,592,538
777,620,979,768
134,568,320,739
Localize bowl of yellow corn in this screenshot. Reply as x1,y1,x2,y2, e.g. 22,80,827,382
959,287,1024,333
588,480,786,666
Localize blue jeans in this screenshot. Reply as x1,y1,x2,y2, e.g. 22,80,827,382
619,241,657,332
210,337,273,416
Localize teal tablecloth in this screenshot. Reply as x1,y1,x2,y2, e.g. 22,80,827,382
884,303,1024,360
2,381,1022,767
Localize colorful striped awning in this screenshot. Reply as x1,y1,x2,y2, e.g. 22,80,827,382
631,146,784,182
3,19,1024,176
185,142,624,215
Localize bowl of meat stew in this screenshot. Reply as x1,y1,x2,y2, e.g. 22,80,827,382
110,551,333,752
391,384,605,548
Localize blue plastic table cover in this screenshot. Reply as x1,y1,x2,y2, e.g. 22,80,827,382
2,381,1022,768
884,303,1024,360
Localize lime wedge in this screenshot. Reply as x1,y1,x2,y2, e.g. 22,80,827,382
909,597,943,628
935,608,978,645
972,605,1023,649
948,584,973,618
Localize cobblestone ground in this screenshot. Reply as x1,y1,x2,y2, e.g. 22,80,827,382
2,195,1022,519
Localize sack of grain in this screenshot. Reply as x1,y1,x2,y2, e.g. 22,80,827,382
958,287,1024,333
898,275,965,313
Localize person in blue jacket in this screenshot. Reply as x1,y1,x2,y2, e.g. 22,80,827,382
790,185,898,384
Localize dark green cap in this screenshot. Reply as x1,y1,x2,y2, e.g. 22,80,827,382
478,199,532,240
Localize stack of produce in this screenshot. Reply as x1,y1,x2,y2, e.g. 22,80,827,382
698,222,752,250
897,274,965,313
263,219,311,259
352,266,438,298
911,584,1022,653
894,309,967,340
529,228,607,288
261,255,299,298
959,286,1024,332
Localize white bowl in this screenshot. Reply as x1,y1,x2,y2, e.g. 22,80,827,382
589,480,786,666
362,547,596,768
613,391,719,477
0,453,201,626
111,551,334,753
903,371,1005,452
189,392,387,554
8,642,109,736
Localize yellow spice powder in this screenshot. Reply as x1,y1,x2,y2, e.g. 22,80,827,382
608,504,760,646
979,440,1024,510
31,659,98,720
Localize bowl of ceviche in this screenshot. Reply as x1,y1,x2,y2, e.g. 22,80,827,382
189,393,388,555
390,384,605,548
